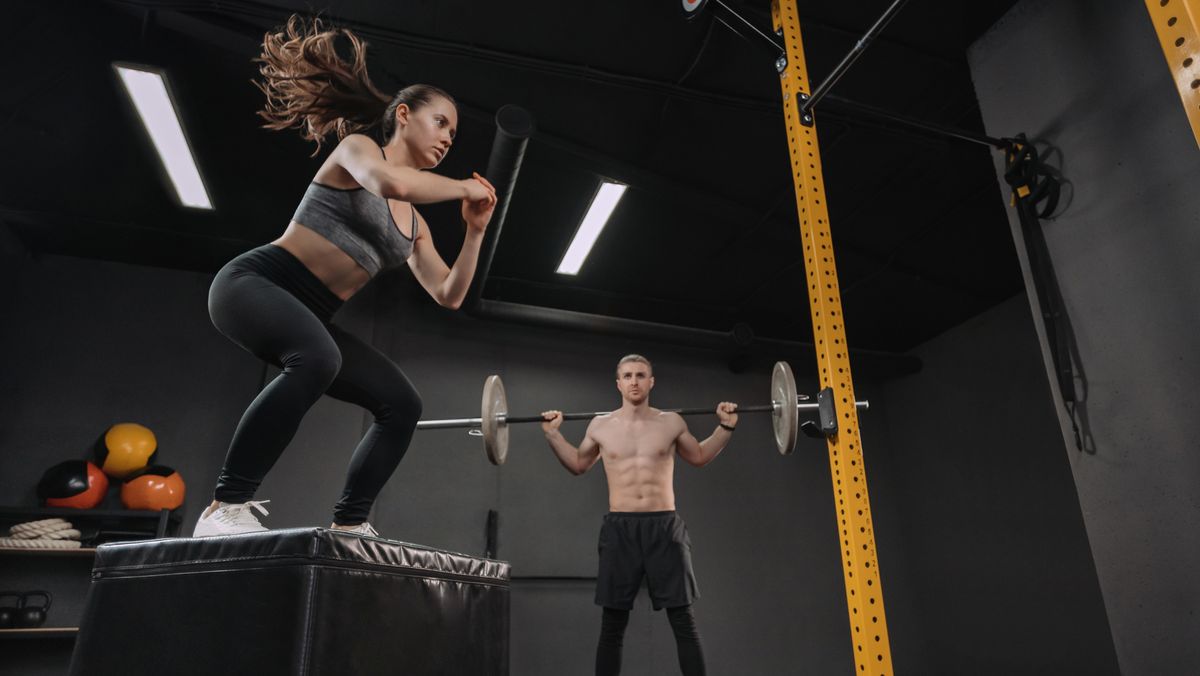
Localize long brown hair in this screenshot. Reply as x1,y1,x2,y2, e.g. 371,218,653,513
254,15,456,154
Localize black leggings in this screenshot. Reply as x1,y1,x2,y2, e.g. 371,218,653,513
208,245,422,525
596,605,706,676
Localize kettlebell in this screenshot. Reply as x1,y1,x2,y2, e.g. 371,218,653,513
17,591,52,628
0,591,19,629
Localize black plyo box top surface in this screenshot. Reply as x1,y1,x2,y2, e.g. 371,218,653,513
91,527,510,585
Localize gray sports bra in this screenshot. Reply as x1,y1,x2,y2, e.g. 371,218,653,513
291,148,416,277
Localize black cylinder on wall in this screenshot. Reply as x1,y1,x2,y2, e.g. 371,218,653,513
466,104,535,309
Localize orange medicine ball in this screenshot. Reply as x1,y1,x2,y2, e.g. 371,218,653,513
120,466,186,511
94,423,158,479
38,460,110,509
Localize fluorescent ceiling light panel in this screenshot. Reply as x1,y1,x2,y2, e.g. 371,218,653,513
556,181,627,275
115,64,212,209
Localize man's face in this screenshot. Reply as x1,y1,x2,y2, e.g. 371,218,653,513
616,362,654,404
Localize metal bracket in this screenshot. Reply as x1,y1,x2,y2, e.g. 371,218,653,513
797,92,814,127
799,387,837,438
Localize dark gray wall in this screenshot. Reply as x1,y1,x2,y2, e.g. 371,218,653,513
878,295,1117,675
1,88,1140,676
970,1,1200,673
0,249,264,675
324,277,900,675
0,252,261,515
1,252,921,675
0,245,1120,675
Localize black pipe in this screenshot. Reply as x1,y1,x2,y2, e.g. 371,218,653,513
465,104,535,310
468,298,921,378
801,0,911,117
484,509,498,559
471,297,753,348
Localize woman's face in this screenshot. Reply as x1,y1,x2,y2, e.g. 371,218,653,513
399,96,457,169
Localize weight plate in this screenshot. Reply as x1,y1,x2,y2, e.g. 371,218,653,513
771,361,798,455
481,375,509,465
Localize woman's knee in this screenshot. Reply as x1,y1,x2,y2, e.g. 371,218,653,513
385,384,422,423
283,345,342,390
354,374,422,424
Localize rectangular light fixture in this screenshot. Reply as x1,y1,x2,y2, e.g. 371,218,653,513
556,181,627,275
114,64,213,210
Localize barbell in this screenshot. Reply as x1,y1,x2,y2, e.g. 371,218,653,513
415,361,868,465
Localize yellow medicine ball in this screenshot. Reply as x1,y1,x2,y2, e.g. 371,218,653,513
94,423,158,479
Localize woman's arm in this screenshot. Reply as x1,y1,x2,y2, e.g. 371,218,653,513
332,134,491,204
407,178,496,309
407,216,483,310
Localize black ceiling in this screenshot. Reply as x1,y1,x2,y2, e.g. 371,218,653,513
2,0,1022,354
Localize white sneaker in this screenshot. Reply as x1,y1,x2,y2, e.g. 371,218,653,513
192,500,271,537
332,522,379,537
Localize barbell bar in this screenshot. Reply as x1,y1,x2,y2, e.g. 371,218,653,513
415,361,868,465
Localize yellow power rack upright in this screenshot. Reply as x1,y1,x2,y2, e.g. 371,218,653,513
1144,0,1200,149
771,1,895,673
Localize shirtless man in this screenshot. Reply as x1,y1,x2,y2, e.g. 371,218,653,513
541,354,738,676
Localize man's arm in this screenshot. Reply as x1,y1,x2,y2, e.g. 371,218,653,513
542,411,602,475
675,402,739,467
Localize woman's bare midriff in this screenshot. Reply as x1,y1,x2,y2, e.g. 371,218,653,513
272,222,372,300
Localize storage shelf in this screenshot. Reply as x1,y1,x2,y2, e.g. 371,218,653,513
1,505,184,541
0,627,79,639
0,547,97,556
0,506,181,521
0,506,186,653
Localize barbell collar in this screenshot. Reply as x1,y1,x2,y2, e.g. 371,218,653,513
416,417,484,430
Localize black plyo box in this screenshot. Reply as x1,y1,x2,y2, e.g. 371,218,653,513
69,528,510,675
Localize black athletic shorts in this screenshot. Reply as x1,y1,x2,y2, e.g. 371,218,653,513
594,511,699,611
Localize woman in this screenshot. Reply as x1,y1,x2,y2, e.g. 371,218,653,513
193,15,497,538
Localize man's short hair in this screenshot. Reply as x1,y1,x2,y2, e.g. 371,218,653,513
616,354,653,377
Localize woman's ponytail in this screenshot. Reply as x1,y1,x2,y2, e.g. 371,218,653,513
254,15,389,154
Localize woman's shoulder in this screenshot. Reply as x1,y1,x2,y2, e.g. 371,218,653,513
336,133,381,152
321,134,384,181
